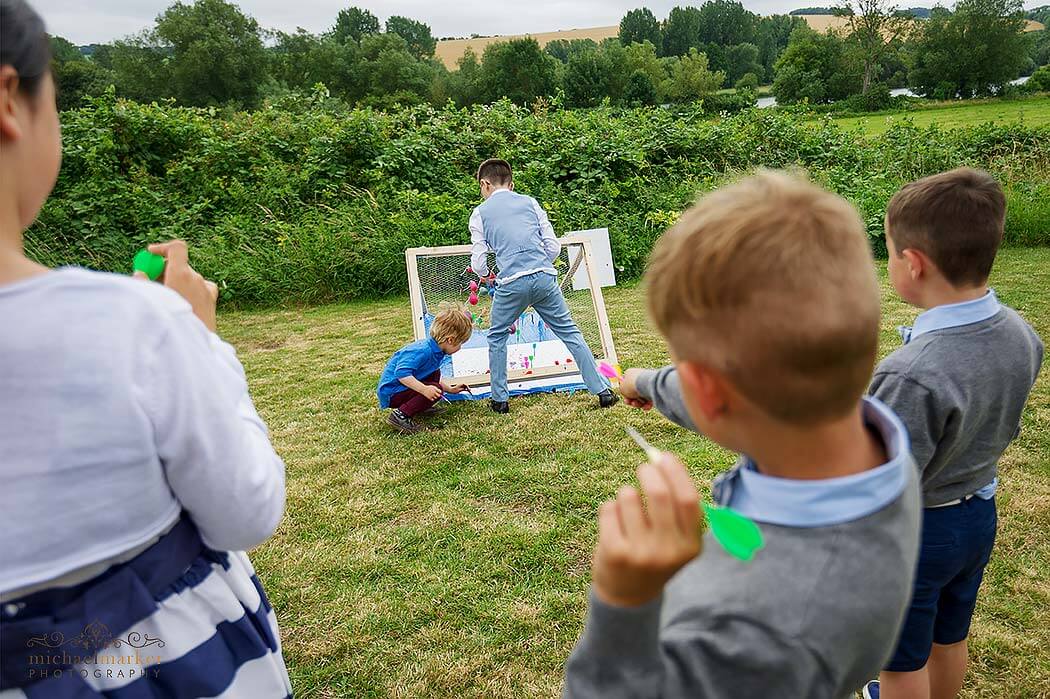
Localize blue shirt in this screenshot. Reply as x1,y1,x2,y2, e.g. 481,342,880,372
377,337,446,408
898,289,1001,500
468,189,560,285
711,397,913,527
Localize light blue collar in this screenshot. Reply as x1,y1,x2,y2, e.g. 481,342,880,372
710,397,912,528
898,289,1000,343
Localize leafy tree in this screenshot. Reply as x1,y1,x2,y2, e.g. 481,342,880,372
620,8,662,46
545,39,599,62
1026,29,1050,69
662,6,703,56
697,0,758,46
839,0,912,94
701,42,729,77
564,47,611,107
270,30,363,100
661,48,725,102
90,44,116,70
108,34,173,103
909,0,1030,98
755,15,806,82
772,25,862,103
1026,63,1050,90
50,36,84,63
725,42,762,83
332,7,380,45
878,36,909,87
624,40,667,87
386,15,436,58
358,33,433,101
734,72,759,91
53,60,113,110
48,35,113,110
545,39,572,62
480,38,557,104
623,69,659,105
446,48,483,106
598,38,631,101
143,0,268,108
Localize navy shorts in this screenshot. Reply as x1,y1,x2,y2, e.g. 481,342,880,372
886,495,997,672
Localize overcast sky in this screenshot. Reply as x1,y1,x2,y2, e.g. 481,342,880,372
32,0,1046,45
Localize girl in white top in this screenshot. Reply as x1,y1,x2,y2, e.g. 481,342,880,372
0,2,291,696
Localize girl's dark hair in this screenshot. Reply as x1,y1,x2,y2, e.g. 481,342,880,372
0,0,51,96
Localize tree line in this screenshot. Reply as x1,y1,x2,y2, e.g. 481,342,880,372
773,0,1046,107
49,0,1048,113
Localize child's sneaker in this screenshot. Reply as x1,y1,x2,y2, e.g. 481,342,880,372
388,409,425,434
862,680,879,699
597,389,619,408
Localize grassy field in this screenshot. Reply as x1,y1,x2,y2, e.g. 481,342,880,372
827,95,1050,135
221,247,1050,699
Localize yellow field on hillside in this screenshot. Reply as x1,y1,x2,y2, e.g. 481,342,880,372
433,17,1045,69
801,14,1044,34
435,26,618,68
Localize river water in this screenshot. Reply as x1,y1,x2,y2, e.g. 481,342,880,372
754,75,1032,109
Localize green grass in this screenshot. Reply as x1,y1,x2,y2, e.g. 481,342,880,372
220,247,1050,698
825,95,1050,135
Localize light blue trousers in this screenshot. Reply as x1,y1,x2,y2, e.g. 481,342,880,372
487,272,609,402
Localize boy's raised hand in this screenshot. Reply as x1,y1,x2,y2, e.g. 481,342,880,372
591,453,703,608
620,368,654,410
134,240,219,332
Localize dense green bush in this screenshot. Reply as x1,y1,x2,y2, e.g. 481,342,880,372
29,94,1049,307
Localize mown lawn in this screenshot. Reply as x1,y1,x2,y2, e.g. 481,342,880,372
220,247,1049,699
826,95,1050,135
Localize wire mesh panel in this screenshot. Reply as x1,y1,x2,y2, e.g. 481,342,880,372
405,239,617,398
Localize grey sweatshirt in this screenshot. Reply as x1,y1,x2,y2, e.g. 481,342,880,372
870,305,1043,506
563,367,922,699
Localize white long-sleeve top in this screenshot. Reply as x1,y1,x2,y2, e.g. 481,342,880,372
0,268,286,595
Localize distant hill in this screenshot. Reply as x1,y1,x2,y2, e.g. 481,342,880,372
434,26,619,69
791,6,932,17
1028,5,1050,26
797,13,1043,34
433,16,1045,69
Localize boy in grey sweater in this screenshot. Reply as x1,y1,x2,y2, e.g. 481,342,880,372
863,169,1043,699
562,172,921,699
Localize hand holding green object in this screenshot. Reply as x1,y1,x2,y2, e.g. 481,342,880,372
625,426,764,562
132,249,165,281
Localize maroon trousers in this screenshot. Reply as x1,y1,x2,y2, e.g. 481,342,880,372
389,370,442,417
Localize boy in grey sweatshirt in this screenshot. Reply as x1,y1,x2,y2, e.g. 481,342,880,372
863,170,1043,699
562,172,921,699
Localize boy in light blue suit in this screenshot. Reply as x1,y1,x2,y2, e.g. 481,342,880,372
469,159,616,413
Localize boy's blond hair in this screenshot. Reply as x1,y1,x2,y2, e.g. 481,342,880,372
647,171,880,425
885,167,1005,287
430,303,474,344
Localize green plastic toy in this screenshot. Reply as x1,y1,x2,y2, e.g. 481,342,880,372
625,426,764,562
133,249,165,281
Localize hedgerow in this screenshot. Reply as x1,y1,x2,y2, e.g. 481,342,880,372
29,93,1049,306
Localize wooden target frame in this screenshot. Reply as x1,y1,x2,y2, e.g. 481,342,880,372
405,235,618,390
